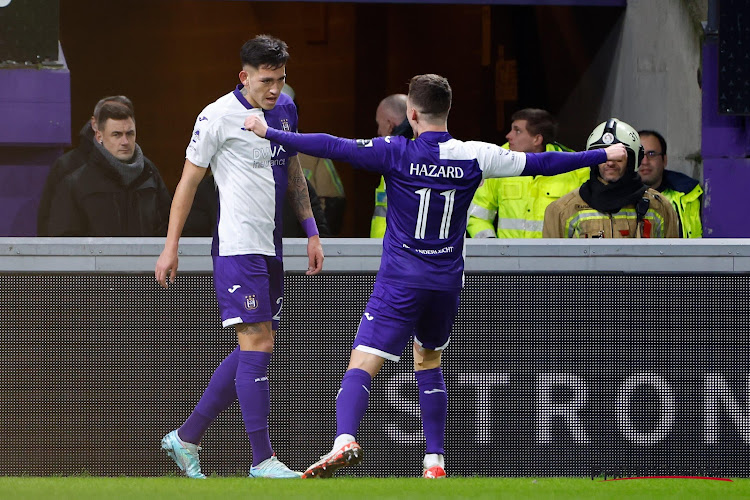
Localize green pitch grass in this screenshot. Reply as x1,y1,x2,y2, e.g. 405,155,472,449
2,476,749,500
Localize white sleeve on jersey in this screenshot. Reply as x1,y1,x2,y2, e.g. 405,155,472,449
185,107,236,168
466,141,527,179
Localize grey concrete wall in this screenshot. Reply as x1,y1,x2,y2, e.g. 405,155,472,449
2,237,750,273
558,0,707,181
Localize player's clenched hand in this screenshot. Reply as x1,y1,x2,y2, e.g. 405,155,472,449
155,247,178,289
306,235,324,276
604,143,627,162
244,115,268,138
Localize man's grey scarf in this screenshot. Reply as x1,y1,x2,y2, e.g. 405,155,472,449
94,141,145,186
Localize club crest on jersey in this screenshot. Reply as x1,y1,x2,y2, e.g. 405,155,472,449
356,139,373,148
244,294,258,311
281,118,291,132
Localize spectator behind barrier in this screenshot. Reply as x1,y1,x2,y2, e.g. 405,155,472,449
543,119,679,238
467,108,589,238
37,95,134,235
281,84,343,235
370,93,413,238
45,100,171,236
297,154,343,235
638,130,703,238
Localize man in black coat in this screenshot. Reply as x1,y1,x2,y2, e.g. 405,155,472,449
37,96,135,235
45,99,171,236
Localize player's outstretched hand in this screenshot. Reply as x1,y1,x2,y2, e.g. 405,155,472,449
604,143,627,161
244,115,268,138
155,247,178,289
306,235,324,276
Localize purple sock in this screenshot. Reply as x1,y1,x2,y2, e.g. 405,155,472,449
416,367,447,455
236,350,273,466
178,347,240,444
336,368,372,437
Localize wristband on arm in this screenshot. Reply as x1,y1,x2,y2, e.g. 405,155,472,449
301,217,319,237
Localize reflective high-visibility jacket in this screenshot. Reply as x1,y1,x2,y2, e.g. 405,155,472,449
467,142,589,238
370,175,387,238
298,153,346,235
542,187,679,238
370,120,413,238
658,170,703,238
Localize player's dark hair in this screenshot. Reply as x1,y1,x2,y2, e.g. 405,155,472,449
638,129,667,155
511,108,558,145
96,102,135,131
408,74,452,120
241,35,290,70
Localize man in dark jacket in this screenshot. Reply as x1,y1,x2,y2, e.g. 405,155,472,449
638,129,703,238
45,100,171,236
37,96,135,236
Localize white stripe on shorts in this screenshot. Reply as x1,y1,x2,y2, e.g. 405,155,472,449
222,317,243,328
355,345,400,362
414,336,451,351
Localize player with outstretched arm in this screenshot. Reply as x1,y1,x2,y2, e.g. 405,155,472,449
245,74,625,479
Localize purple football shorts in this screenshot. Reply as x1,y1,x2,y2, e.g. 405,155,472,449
212,254,284,330
352,280,461,362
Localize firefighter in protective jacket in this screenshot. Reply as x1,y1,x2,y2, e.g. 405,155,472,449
542,119,679,239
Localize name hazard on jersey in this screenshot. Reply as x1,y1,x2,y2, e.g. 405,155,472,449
410,163,464,178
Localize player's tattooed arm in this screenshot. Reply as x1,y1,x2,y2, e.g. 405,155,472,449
287,154,324,275
286,155,314,222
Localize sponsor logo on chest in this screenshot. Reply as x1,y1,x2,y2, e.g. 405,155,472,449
249,144,288,169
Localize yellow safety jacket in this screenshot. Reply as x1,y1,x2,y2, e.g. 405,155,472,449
467,142,589,238
298,153,345,200
370,176,387,238
371,120,413,238
658,170,703,238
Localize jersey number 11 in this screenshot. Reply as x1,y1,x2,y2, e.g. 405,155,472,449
415,188,456,240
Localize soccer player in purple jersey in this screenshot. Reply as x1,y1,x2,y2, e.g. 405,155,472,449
154,35,324,479
245,74,625,479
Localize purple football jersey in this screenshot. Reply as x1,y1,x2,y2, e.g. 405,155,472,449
366,132,486,290
263,128,606,290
